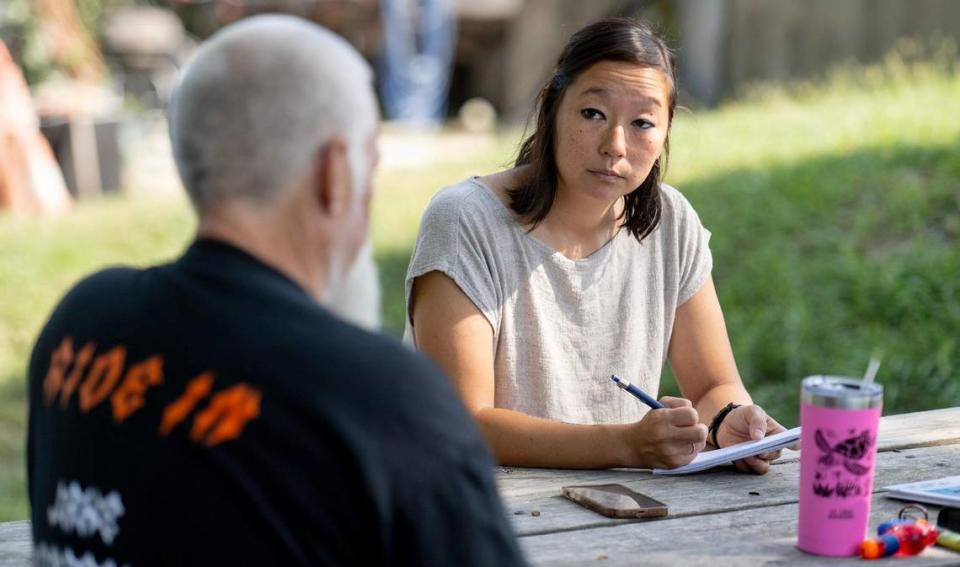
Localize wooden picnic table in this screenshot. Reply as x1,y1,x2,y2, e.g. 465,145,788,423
2,407,958,565
496,407,960,565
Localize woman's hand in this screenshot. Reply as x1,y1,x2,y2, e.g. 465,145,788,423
621,397,708,469
714,404,790,474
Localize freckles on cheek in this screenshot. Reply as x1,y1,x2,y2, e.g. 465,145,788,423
571,129,585,149
642,135,664,155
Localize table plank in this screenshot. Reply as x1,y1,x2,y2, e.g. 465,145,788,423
518,496,960,566
876,407,960,449
499,436,959,536
0,521,30,567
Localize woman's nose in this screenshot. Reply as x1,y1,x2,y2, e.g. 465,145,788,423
600,125,626,158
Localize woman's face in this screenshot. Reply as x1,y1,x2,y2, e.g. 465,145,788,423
553,60,671,204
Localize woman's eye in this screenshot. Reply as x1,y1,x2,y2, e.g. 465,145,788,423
633,119,654,130
580,108,604,120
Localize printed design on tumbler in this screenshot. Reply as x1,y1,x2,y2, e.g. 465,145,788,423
812,428,875,498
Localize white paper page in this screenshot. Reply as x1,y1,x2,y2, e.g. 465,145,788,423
653,427,801,476
884,475,960,507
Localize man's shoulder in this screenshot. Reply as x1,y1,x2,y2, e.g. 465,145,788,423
297,321,451,402
296,322,483,452
28,265,149,385
74,264,142,290
50,265,145,320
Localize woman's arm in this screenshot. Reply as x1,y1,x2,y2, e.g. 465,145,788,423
411,270,707,469
668,276,789,474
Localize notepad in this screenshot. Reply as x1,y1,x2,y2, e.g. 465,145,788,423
884,476,960,507
652,426,801,475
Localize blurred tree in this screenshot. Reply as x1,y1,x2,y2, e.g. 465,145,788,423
75,0,155,35
0,0,50,84
0,0,160,85
33,0,108,83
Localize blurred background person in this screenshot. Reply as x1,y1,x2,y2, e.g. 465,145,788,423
379,0,457,129
0,40,71,215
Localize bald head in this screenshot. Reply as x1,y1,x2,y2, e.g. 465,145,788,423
169,15,376,213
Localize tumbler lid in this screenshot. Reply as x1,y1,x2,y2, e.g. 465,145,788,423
801,375,883,409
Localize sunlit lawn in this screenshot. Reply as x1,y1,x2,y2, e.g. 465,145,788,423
1,53,958,520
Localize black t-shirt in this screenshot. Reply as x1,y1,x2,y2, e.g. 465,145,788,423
27,239,525,566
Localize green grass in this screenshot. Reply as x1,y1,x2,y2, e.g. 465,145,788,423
1,51,958,520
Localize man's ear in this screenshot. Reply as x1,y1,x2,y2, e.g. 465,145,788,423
313,136,351,218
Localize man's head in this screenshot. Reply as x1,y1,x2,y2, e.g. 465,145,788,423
169,15,378,297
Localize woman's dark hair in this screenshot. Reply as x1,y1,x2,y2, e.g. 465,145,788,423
509,18,678,241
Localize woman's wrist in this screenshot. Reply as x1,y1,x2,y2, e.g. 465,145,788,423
604,422,650,468
600,423,630,468
708,402,742,448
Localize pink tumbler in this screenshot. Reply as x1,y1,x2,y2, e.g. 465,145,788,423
797,375,883,556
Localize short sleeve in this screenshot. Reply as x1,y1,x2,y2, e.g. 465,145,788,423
667,186,713,305
404,182,501,334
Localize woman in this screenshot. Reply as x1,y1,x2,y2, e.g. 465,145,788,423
405,18,788,472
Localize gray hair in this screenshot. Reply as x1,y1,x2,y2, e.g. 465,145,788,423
169,15,375,212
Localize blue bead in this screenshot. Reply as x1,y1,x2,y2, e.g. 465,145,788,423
878,519,911,535
880,533,901,557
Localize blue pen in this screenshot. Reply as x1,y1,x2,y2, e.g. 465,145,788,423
611,375,664,410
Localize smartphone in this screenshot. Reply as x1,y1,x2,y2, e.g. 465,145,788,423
561,484,668,519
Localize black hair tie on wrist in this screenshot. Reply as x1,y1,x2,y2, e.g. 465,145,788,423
709,402,742,448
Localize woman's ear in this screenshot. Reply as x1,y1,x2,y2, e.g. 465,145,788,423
313,135,351,218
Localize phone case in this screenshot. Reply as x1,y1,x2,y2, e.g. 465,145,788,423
561,483,668,519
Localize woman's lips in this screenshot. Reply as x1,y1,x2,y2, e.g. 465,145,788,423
589,169,624,182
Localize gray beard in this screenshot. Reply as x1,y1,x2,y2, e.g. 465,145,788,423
321,139,380,328
322,240,381,330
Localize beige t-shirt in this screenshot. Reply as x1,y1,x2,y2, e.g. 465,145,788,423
404,177,712,425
